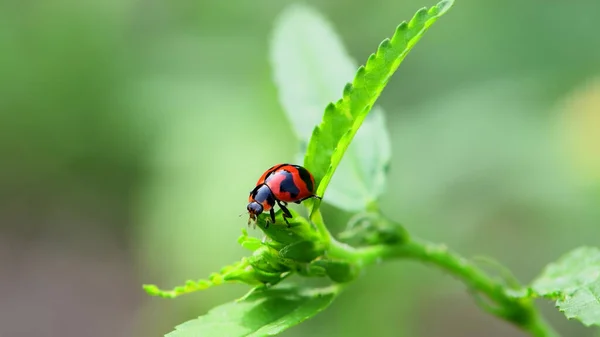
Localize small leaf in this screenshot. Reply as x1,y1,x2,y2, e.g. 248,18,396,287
279,240,325,263
270,4,392,211
144,259,264,298
557,281,600,326
301,0,454,199
532,246,600,296
310,259,359,283
338,211,409,246
255,208,320,247
248,246,291,274
297,263,328,278
238,228,264,251
531,246,600,326
165,285,341,337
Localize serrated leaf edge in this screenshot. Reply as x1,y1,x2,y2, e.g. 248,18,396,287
304,0,454,198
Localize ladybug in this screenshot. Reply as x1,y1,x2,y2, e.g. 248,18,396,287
247,163,320,228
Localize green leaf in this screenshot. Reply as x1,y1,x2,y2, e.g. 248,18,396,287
165,285,341,337
557,282,600,327
248,246,291,274
270,4,392,211
338,211,409,246
300,0,453,199
532,247,600,296
279,240,325,263
531,246,600,326
255,208,321,247
143,258,264,298
238,228,263,251
310,259,359,283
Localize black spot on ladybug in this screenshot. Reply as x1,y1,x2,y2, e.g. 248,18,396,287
249,186,258,198
278,170,300,199
295,165,314,193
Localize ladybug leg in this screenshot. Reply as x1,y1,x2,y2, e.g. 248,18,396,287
265,208,275,229
294,194,322,204
277,201,293,228
278,202,293,218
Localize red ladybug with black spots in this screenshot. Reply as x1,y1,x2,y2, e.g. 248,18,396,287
247,164,320,227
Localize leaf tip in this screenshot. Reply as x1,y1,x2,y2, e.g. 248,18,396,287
410,8,429,27
435,0,455,15
325,102,336,112
210,272,225,285
355,65,366,80
365,53,376,68
143,284,160,296
395,22,408,34
378,38,392,54
391,22,409,45
343,82,353,97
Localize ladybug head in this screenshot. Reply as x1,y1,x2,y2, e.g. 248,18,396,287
246,201,263,225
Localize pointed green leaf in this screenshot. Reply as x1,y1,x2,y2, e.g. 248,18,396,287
165,285,341,337
297,0,453,199
270,4,392,210
531,246,600,326
143,258,264,298
238,228,264,251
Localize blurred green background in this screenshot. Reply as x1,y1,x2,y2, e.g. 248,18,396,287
1,0,599,336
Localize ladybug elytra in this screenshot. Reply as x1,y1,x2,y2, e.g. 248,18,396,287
247,163,320,227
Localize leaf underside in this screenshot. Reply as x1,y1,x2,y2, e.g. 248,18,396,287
531,246,600,326
165,285,339,337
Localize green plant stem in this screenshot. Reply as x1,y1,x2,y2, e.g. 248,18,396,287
309,205,360,261
307,202,558,335
309,204,333,245
335,237,560,337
